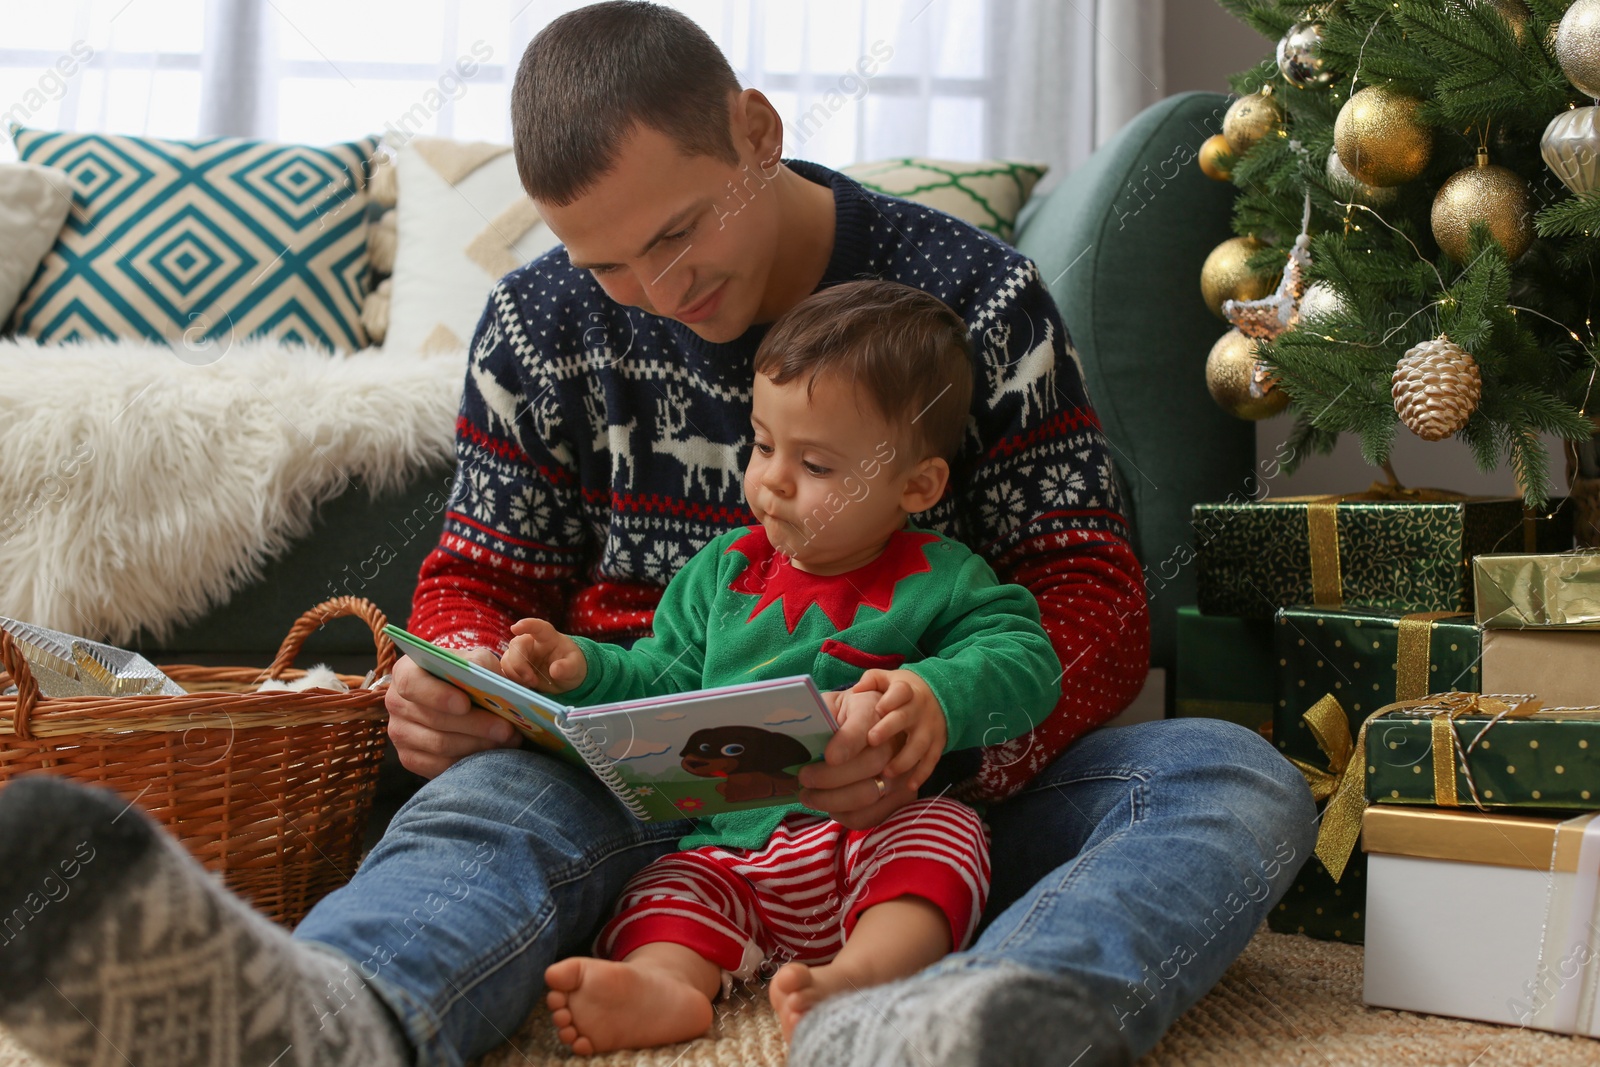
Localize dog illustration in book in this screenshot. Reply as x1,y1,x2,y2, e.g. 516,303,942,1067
679,725,811,802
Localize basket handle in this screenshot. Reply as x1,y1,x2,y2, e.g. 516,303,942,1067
0,629,42,741
267,597,395,684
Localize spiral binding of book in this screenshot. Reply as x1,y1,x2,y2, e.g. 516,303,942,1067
558,718,652,820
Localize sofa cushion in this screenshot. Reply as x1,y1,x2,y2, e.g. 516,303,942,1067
0,162,73,327
386,137,561,354
842,158,1046,242
8,127,377,352
1014,91,1253,679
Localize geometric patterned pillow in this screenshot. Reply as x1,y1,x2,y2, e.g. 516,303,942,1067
8,127,377,352
840,158,1048,244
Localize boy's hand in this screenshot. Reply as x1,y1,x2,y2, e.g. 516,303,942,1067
502,617,587,693
851,668,947,790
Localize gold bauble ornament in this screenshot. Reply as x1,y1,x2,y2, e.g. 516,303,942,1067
1431,147,1534,262
1207,330,1290,420
1326,147,1399,208
1542,106,1600,195
1334,86,1432,187
1201,236,1276,320
1199,134,1234,181
1474,0,1529,45
1392,335,1482,441
1223,89,1283,157
1557,0,1600,98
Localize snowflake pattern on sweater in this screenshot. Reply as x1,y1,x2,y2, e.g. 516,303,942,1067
411,160,1150,801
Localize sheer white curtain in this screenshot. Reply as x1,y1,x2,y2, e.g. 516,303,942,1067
1,0,1165,180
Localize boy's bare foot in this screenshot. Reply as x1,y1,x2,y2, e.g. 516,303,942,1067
770,959,866,1041
544,956,715,1055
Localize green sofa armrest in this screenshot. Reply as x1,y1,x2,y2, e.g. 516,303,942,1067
1014,91,1256,680
130,465,456,665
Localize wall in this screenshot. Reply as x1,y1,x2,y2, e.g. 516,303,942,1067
1159,0,1544,499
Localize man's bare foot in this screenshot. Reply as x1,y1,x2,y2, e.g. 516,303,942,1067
544,956,715,1055
770,960,866,1041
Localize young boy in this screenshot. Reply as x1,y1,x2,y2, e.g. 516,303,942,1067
499,279,1063,1054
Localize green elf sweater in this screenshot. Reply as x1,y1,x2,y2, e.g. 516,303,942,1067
561,523,1062,850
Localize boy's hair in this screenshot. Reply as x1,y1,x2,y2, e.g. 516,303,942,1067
511,2,742,206
753,280,974,462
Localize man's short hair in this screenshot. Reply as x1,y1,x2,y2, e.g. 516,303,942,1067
753,280,974,462
511,1,742,206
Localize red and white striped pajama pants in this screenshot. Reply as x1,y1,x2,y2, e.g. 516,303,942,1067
595,797,990,981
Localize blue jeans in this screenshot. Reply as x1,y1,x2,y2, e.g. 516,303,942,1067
295,718,1314,1065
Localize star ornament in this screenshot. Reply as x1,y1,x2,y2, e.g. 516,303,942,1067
1223,232,1311,342
725,526,940,633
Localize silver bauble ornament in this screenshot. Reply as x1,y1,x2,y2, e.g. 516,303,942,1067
1558,0,1600,98
1299,283,1348,322
1277,22,1334,88
1542,106,1600,195
1326,147,1400,208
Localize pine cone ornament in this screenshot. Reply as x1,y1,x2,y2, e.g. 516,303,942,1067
1391,336,1482,441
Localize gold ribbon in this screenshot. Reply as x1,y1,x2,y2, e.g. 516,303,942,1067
1306,503,1343,608
1394,611,1469,702
1277,484,1474,610
1287,690,1540,882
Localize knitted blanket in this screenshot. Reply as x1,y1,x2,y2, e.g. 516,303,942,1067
0,337,462,643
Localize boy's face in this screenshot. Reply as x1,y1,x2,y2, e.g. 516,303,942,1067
745,371,934,574
536,122,782,345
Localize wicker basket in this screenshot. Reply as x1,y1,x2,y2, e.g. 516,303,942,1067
0,596,394,927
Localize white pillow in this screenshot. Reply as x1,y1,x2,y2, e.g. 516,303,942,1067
0,162,74,328
385,138,562,354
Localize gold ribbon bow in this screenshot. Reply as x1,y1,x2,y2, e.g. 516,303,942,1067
1287,690,1540,882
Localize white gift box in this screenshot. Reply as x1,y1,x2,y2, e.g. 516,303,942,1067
1363,806,1600,1036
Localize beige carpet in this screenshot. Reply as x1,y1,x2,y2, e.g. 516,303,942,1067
4,928,1599,1066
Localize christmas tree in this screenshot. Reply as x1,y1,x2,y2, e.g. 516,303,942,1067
1202,0,1600,507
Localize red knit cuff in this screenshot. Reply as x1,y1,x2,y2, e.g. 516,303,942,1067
603,908,753,973
843,856,985,952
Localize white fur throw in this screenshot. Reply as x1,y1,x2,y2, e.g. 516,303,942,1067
0,337,464,643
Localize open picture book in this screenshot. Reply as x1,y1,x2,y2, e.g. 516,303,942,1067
384,625,839,822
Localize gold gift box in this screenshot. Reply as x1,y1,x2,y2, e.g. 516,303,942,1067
1475,551,1600,630
1363,806,1595,872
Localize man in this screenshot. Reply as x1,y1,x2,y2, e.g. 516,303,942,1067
0,5,1314,1067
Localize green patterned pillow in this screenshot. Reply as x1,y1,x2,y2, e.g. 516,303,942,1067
9,127,377,352
841,158,1048,242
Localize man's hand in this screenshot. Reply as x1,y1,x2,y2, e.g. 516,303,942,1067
503,617,588,693
852,668,947,790
386,649,522,779
799,687,917,830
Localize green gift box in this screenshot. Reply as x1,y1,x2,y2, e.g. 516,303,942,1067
1267,854,1366,944
1267,607,1480,945
1273,607,1481,758
1174,606,1275,733
1474,551,1600,630
1193,493,1568,619
1363,694,1600,810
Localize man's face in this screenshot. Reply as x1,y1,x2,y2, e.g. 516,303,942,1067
536,124,781,344
744,371,917,573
